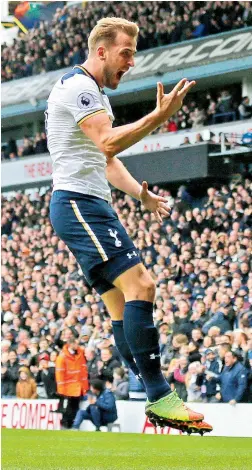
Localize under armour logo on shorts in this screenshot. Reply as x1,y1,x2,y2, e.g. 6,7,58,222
150,353,161,360
108,228,122,247
127,251,138,259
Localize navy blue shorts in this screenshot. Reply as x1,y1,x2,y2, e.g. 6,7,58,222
50,190,141,295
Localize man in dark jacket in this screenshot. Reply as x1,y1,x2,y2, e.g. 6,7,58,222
1,351,19,397
85,347,99,380
202,349,222,402
202,306,232,335
35,353,57,398
216,351,248,404
97,348,121,383
72,379,117,431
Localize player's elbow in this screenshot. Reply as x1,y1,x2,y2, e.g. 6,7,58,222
100,139,117,159
104,148,116,159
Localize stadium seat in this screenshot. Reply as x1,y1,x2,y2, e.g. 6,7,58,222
105,420,121,432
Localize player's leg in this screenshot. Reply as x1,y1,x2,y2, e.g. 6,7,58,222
50,193,205,429
50,191,140,381
101,287,143,383
113,263,204,424
113,263,171,402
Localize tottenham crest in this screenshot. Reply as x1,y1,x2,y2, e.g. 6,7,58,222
108,229,122,247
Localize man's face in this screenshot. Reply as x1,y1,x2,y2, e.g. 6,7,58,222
225,351,235,367
85,349,95,361
192,329,201,341
241,263,249,274
69,341,78,351
185,263,193,274
199,273,208,284
39,340,48,351
101,349,112,362
9,351,17,362
159,324,169,335
206,352,216,362
235,297,244,309
40,359,48,369
179,357,188,369
101,32,137,89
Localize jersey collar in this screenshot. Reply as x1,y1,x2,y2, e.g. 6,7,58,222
73,65,104,94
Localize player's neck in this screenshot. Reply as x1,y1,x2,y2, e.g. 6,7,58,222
81,59,104,89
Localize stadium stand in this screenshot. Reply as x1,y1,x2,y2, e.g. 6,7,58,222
1,178,252,403
1,84,247,161
2,1,252,82
1,0,252,415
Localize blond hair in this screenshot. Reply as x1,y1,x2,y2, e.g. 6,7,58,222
88,17,139,53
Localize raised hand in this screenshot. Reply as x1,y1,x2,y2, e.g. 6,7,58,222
155,78,196,123
139,181,171,223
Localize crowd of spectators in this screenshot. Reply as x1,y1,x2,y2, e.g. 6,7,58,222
2,1,252,82
1,133,48,162
1,176,252,404
115,87,249,134
2,87,251,162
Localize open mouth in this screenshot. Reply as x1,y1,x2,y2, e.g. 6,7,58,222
116,70,125,80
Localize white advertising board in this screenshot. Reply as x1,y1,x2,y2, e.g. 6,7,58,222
1,399,61,430
1,155,52,188
1,400,252,437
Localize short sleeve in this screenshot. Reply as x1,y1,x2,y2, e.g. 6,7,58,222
62,76,106,125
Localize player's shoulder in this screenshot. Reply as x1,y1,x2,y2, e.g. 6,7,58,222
61,71,98,93
50,72,99,105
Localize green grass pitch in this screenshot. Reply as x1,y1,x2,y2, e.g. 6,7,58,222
2,429,252,470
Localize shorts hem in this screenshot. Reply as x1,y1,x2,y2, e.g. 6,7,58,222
104,256,141,284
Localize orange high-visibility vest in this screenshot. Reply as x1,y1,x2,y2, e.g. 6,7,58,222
55,345,89,397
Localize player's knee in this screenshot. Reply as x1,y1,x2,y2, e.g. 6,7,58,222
144,278,156,301
132,277,156,302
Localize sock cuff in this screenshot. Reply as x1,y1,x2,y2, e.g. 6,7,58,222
112,320,124,326
125,300,153,312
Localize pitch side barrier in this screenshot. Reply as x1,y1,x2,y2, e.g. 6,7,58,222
1,399,252,437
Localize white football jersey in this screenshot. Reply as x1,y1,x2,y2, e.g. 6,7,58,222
46,65,114,202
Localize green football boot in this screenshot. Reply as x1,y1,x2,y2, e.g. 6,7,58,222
145,390,204,425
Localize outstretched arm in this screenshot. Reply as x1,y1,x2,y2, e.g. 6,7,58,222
106,156,141,200
106,157,170,222
80,79,195,158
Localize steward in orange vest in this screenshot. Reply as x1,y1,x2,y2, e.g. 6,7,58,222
56,340,89,397
55,338,89,428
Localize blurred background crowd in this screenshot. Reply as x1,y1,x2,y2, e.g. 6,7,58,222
2,177,252,406
2,87,251,162
2,1,252,82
